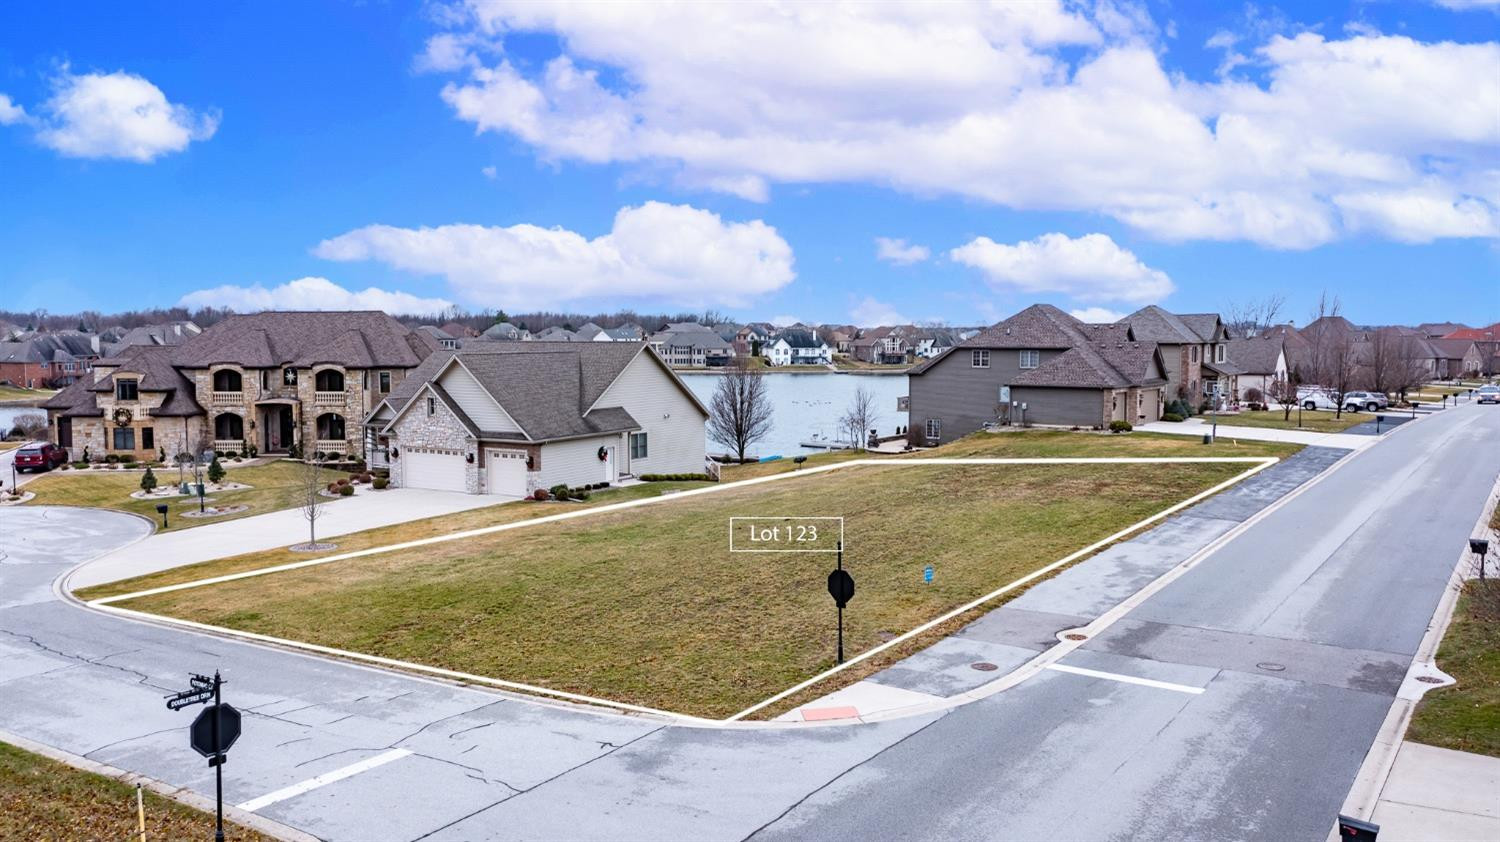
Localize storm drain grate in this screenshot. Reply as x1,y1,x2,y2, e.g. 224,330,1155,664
1256,662,1287,672
1063,633,1088,641
1415,675,1444,684
971,662,999,672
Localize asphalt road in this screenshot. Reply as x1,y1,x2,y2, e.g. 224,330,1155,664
0,403,1494,841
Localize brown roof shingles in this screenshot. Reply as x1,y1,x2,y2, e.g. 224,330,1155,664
172,311,436,369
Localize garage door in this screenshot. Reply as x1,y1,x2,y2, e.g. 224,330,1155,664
485,449,527,497
402,448,467,493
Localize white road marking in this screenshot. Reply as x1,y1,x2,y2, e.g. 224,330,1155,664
236,748,412,812
1046,663,1205,695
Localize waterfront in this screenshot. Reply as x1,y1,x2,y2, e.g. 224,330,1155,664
680,371,909,458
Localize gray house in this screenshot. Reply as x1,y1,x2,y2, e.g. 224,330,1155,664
907,304,1167,443
1117,306,1229,402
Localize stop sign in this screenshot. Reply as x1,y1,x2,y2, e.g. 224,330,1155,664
190,704,242,757
827,569,855,608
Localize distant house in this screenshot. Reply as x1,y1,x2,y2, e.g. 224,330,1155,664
911,328,957,359
648,326,734,367
418,325,463,350
1223,336,1289,402
908,304,1167,442
850,326,910,364
1117,306,1229,403
441,321,480,339
1416,322,1467,339
102,321,202,356
604,323,645,341
0,331,104,388
479,322,528,341
533,326,579,342
766,330,832,366
1429,339,1485,378
732,325,770,357
574,322,615,342
1443,322,1500,342
365,342,707,496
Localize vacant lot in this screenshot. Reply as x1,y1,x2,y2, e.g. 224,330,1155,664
0,385,56,403
25,459,337,532
1409,579,1500,758
112,457,1255,719
1200,410,1368,434
0,741,270,841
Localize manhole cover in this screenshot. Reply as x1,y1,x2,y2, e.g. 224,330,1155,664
1256,662,1287,672
1063,633,1088,641
1415,675,1443,684
971,662,999,672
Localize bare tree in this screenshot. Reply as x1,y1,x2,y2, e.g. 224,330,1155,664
1223,295,1286,337
1268,372,1301,421
707,357,774,461
1389,335,1430,402
1324,329,1360,418
838,385,880,449
297,456,327,549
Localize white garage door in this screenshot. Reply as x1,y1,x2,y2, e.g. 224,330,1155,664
403,448,467,493
485,449,527,497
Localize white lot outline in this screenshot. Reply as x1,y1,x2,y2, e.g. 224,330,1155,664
84,455,1279,722
729,516,845,552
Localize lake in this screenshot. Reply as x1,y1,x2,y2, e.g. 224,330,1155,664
680,372,909,458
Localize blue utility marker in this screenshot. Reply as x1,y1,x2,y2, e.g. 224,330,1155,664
923,565,934,583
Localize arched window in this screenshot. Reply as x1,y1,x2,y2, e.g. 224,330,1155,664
212,369,242,391
314,369,345,392
214,413,244,440
316,413,345,440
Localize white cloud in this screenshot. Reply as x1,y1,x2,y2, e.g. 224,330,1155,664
1068,306,1127,322
1431,0,1500,10
874,237,931,265
26,69,218,161
949,232,1174,304
178,277,453,313
769,314,802,327
314,201,795,309
850,296,910,326
0,94,28,125
423,3,1500,248
481,165,498,179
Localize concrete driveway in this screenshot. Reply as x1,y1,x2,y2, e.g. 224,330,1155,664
69,487,520,588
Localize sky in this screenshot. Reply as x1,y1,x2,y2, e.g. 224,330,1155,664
1,0,1497,329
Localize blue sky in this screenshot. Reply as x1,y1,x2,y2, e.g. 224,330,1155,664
1,1,1496,328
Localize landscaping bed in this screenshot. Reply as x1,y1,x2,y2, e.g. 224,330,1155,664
102,456,1258,719
0,740,270,841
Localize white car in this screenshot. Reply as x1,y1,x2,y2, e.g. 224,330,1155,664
1297,388,1339,411
1478,385,1500,405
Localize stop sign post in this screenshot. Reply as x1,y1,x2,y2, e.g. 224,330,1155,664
166,671,236,842
827,541,855,664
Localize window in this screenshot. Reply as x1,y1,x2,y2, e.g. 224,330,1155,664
214,413,244,440
142,427,154,449
314,369,345,392
260,370,269,390
212,369,242,391
112,428,135,450
427,397,436,416
630,432,648,459
925,418,941,441
283,368,297,386
316,413,345,440
1018,350,1040,369
115,379,138,401
379,371,391,393
971,350,990,368
1190,346,1199,362
1215,344,1225,363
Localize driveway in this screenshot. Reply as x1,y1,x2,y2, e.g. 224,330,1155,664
0,403,1495,841
69,487,519,588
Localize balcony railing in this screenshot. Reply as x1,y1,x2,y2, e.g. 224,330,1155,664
213,439,248,454
210,391,243,406
314,390,346,406
313,440,349,455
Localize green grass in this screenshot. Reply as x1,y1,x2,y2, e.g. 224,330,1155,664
23,459,337,532
0,385,56,403
1408,580,1500,758
1194,410,1369,433
0,740,271,841
108,452,1256,719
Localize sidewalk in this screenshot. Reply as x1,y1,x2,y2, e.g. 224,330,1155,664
1370,742,1500,841
1136,418,1376,450
69,487,512,588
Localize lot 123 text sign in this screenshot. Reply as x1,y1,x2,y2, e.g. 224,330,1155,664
729,517,844,553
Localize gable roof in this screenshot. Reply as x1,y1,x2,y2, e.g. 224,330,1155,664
44,345,203,417
1224,337,1285,375
1443,322,1500,341
776,330,825,349
1117,305,1221,344
172,311,436,369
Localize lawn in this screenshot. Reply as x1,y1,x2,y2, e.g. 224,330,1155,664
0,385,57,403
1192,410,1370,434
24,459,338,532
832,355,910,371
0,441,19,451
0,740,271,841
1408,579,1500,758
105,455,1257,719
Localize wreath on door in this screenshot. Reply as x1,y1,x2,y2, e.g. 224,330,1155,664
112,407,133,427
597,446,608,461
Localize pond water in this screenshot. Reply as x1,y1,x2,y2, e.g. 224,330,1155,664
680,372,910,458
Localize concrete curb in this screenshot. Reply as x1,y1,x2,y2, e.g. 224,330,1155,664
1333,447,1500,833
0,728,320,842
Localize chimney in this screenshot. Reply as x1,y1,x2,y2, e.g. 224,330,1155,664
90,335,100,353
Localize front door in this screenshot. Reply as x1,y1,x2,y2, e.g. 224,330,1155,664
265,406,295,452
602,446,615,483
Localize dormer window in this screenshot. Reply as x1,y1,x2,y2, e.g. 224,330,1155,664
115,379,138,401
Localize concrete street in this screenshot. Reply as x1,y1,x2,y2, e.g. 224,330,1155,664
0,403,1495,841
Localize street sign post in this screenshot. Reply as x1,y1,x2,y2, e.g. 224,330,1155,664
826,541,855,664
166,671,235,842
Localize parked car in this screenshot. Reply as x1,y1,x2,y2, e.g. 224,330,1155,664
1341,391,1390,412
1297,387,1339,411
1478,385,1500,405
13,442,67,472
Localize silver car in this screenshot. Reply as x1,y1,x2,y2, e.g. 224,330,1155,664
1478,386,1500,405
1342,391,1389,412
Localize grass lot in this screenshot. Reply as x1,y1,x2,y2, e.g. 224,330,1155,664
106,450,1257,719
0,385,56,403
0,441,19,451
24,459,336,532
1408,580,1500,758
0,740,271,841
1192,410,1370,433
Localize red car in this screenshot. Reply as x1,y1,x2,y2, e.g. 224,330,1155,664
13,442,68,472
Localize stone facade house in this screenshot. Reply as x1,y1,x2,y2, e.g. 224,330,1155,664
366,343,708,496
907,305,1167,443
41,345,207,463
